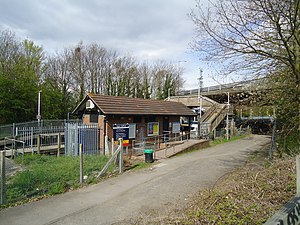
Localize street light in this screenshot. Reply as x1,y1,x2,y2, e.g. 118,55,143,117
226,92,230,141
37,90,42,124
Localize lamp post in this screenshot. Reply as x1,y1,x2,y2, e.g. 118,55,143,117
226,92,230,140
198,69,203,138
37,90,42,124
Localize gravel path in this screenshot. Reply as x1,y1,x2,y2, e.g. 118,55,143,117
0,135,270,225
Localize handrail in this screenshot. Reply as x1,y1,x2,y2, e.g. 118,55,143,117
4,137,25,160
200,104,217,122
210,106,228,131
133,131,194,152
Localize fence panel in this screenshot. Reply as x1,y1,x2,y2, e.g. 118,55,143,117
65,123,79,156
78,124,99,155
65,123,99,156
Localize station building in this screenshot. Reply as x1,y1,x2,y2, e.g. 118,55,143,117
72,94,196,153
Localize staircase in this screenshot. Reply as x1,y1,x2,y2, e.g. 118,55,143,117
199,103,232,135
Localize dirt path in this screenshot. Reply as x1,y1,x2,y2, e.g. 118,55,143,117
0,135,270,225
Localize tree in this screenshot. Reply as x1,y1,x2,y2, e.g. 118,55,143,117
151,61,184,99
0,31,43,124
190,0,300,153
43,50,76,119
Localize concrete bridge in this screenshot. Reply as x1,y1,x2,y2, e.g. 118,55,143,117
168,78,273,135
176,78,268,105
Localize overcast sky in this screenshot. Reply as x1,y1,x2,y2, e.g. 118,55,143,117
0,0,219,89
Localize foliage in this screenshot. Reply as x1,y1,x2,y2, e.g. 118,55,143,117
138,152,296,224
51,44,184,102
190,0,300,154
0,29,185,125
4,154,115,206
0,31,42,124
182,157,296,224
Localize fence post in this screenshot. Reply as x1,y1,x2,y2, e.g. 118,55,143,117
105,136,109,156
79,144,83,183
112,138,115,155
0,151,6,205
37,134,41,154
12,123,15,137
57,133,61,157
118,138,124,174
13,139,17,159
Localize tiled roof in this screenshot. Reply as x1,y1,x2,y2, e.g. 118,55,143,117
73,94,196,116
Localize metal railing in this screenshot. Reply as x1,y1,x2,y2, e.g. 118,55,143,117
0,119,80,139
4,137,25,160
65,123,100,156
132,131,197,155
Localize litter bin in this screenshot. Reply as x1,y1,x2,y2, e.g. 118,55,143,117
144,149,154,163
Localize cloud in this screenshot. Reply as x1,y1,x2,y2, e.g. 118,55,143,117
0,0,217,88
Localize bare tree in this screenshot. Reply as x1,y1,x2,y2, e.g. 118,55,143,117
191,0,299,77
151,61,184,99
190,0,300,152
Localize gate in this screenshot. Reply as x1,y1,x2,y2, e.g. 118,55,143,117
65,123,99,156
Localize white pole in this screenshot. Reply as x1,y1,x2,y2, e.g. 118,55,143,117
226,92,230,140
37,90,42,123
79,144,83,183
198,69,203,138
118,138,124,174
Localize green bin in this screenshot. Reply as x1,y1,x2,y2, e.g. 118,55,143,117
144,149,154,163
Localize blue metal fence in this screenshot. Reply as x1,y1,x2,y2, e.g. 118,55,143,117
65,123,99,156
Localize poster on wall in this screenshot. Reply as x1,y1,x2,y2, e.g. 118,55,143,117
147,122,159,136
129,123,136,139
172,122,181,134
113,124,129,146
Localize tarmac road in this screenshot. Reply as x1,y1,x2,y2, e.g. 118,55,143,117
0,135,270,225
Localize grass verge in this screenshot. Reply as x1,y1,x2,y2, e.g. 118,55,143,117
179,157,295,224
2,154,115,208
135,146,296,224
210,134,248,146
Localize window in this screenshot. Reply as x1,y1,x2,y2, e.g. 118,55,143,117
90,114,98,123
